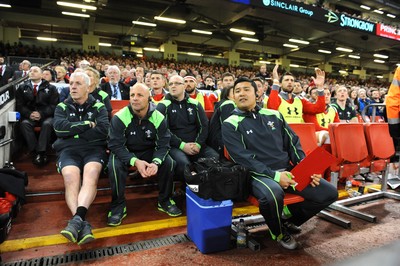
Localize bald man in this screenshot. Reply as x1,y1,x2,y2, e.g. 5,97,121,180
107,83,182,226
16,66,58,166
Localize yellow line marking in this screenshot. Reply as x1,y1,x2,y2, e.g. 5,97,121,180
3,184,383,254
0,205,258,253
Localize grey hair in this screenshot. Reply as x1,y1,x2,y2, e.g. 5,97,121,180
107,65,121,75
70,71,91,86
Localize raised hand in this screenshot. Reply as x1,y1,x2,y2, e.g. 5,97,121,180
311,68,325,88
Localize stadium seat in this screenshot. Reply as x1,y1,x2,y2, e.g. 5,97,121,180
364,123,395,173
288,123,318,155
223,147,305,206
329,123,400,223
205,110,214,120
328,123,369,186
110,100,129,116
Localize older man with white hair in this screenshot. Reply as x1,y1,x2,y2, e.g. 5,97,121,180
53,72,109,245
100,65,129,100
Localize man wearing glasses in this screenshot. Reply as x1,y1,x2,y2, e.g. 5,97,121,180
157,75,219,181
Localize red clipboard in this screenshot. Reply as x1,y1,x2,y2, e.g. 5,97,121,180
291,147,337,191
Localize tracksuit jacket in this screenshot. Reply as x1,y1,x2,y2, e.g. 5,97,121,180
156,93,209,150
207,99,236,153
53,95,109,152
108,102,170,166
222,105,305,182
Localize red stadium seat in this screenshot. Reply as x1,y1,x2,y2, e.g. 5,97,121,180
223,147,304,206
328,123,369,185
205,110,214,120
364,123,395,173
110,100,129,116
288,123,318,155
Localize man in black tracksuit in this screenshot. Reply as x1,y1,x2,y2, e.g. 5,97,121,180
156,75,219,181
107,83,182,227
222,77,337,250
53,72,109,245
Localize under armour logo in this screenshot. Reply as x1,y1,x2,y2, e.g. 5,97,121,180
130,131,136,135
70,113,76,116
287,107,299,115
321,118,331,127
246,129,253,134
172,110,177,113
78,108,84,112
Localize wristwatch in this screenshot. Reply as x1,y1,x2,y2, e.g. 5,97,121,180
153,161,161,167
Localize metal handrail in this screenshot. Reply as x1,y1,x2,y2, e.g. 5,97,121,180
0,60,56,94
360,103,386,122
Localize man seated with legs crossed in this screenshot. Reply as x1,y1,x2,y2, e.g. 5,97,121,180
222,77,338,250
53,72,109,245
107,83,181,226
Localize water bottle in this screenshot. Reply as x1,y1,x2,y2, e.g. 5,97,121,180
236,218,247,249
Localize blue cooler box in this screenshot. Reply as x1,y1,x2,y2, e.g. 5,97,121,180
186,187,233,254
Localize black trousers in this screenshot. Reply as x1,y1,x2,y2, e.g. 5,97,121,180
108,152,176,210
251,175,338,239
19,117,53,153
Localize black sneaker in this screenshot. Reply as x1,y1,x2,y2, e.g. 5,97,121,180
32,154,42,166
60,216,83,243
78,221,95,245
278,231,299,250
41,154,49,165
283,220,302,234
157,199,182,217
107,206,127,226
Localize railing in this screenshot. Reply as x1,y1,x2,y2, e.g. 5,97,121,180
360,103,386,122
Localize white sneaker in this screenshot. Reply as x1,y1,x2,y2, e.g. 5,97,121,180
278,232,298,250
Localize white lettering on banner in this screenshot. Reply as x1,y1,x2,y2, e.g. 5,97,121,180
263,0,314,17
340,14,374,32
0,91,10,106
380,24,397,34
299,7,313,17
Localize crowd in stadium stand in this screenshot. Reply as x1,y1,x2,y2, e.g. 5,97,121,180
1,42,391,126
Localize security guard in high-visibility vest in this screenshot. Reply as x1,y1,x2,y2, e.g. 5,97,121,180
267,65,325,122
386,66,400,139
